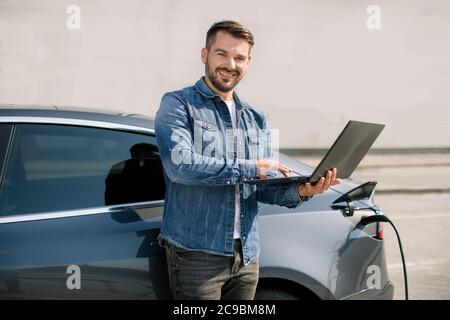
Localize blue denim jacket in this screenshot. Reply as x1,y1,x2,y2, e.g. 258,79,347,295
155,77,306,265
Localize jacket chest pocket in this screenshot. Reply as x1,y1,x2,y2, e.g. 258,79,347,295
192,117,217,132
191,117,221,157
248,134,260,145
247,131,264,160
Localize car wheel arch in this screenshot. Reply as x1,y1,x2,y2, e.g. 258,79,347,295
258,267,336,300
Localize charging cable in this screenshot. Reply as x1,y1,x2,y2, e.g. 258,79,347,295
359,214,409,300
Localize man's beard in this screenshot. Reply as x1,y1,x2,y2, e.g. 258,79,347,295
205,60,242,93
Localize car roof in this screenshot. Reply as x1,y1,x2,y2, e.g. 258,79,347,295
0,104,155,134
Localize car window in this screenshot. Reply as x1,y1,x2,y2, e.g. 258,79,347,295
0,124,165,216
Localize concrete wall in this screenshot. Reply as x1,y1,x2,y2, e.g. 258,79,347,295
1,0,449,148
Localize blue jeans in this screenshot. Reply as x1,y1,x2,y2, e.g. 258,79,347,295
163,238,259,300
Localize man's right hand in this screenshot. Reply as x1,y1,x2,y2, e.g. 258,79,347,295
256,158,292,179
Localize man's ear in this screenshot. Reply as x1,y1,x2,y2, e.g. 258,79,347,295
201,48,207,64
247,54,252,65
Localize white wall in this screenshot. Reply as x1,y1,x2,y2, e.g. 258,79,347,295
1,0,449,148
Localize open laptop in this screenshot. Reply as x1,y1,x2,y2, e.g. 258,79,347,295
242,120,385,185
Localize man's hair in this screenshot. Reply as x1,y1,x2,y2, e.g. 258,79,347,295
206,20,254,50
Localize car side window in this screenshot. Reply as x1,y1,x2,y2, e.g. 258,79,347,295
0,124,165,217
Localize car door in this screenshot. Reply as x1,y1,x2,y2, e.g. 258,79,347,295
0,122,170,299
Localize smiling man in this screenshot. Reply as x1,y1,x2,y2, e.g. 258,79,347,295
155,20,340,300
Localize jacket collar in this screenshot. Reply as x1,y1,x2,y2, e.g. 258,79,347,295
195,77,216,99
195,77,247,111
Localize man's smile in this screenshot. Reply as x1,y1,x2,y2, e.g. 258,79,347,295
217,68,238,79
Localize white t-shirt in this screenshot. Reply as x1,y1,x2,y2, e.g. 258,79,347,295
224,99,241,239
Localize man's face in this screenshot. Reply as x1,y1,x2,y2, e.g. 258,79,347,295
202,31,251,94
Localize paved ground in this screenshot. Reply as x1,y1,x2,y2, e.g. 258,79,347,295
294,153,450,300
376,193,450,300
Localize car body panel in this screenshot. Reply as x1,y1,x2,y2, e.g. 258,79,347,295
258,211,392,299
0,202,169,299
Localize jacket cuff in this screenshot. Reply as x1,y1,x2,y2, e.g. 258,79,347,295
288,183,312,206
240,160,257,181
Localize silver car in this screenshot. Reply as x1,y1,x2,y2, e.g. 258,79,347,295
0,105,394,299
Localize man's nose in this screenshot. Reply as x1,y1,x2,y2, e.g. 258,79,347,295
224,58,236,70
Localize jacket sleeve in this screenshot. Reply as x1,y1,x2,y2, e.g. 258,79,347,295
155,92,257,186
255,112,306,208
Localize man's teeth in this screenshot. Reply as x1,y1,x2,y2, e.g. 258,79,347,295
219,70,235,76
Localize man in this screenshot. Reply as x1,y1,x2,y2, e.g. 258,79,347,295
155,20,341,300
